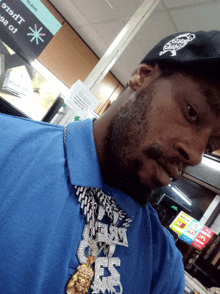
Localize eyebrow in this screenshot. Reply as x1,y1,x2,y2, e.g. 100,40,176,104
199,87,220,118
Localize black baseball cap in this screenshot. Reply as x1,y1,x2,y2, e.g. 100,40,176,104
140,30,220,80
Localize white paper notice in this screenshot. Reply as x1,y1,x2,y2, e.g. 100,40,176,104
65,80,99,117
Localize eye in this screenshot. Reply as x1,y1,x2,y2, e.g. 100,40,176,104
187,105,198,123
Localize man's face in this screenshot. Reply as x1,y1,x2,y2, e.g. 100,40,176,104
103,72,220,206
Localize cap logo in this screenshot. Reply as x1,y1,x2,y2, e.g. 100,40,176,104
159,33,196,57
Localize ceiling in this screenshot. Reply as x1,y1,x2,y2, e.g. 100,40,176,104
49,0,220,86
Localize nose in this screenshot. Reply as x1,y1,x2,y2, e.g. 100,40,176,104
174,127,212,167
174,126,213,167
175,141,205,167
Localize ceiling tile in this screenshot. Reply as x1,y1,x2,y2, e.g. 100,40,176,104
74,25,109,59
154,1,165,11
164,0,218,9
70,0,144,24
111,39,146,85
50,0,89,27
89,19,126,47
134,10,177,54
169,2,220,31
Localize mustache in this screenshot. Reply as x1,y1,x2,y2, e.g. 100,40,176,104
143,145,187,173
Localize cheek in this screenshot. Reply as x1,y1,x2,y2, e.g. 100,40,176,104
143,110,170,139
142,107,183,146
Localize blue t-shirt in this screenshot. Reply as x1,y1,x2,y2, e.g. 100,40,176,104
0,113,185,293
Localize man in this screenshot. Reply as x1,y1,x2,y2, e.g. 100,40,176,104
1,30,220,294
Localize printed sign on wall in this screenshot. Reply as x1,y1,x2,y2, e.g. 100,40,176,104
0,0,62,61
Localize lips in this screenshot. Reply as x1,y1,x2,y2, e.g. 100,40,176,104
161,163,182,180
155,160,182,187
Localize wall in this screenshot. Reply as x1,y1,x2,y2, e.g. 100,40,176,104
38,0,123,115
213,150,220,156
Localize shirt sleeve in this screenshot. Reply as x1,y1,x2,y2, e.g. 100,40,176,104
0,113,64,203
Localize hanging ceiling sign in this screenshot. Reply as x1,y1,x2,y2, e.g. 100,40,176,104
0,0,62,62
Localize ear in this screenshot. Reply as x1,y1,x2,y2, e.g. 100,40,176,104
129,63,160,91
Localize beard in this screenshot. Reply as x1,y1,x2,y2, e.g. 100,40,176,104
102,86,155,207
102,85,184,207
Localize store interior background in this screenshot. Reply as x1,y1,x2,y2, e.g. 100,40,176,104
0,0,220,293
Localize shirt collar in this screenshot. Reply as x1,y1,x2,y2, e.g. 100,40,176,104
66,119,103,188
66,118,142,218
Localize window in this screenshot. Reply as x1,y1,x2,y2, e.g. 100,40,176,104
0,40,65,121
